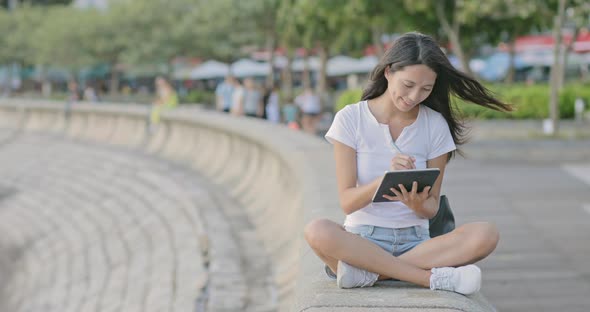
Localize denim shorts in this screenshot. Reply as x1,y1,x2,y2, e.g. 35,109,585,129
325,224,430,279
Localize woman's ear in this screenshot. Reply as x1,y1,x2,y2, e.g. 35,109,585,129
384,66,391,80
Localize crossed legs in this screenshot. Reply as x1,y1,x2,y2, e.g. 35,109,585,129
304,219,499,287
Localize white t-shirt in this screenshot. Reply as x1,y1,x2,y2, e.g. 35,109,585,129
325,100,456,229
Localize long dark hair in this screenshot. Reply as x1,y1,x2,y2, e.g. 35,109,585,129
362,32,512,159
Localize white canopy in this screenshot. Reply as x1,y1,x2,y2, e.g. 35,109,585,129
356,56,379,73
291,57,320,72
326,55,360,76
184,55,381,80
230,59,271,78
189,60,230,80
327,55,378,77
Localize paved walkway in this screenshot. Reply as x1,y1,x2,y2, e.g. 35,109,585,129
444,157,590,312
0,132,276,312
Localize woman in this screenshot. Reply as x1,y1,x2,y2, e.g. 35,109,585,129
304,32,511,294
150,76,178,125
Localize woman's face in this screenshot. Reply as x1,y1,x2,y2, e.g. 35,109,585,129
384,64,437,112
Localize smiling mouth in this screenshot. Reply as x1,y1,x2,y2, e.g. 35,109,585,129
402,98,414,107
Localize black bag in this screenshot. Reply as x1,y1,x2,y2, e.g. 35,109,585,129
429,195,455,238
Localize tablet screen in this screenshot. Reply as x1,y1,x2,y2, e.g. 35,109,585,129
372,168,440,203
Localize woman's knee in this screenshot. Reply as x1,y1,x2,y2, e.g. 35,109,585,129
468,222,500,256
304,218,339,250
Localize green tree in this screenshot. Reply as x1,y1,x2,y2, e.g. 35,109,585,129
290,0,355,94
0,5,47,94
344,0,437,58
406,0,555,79
549,0,567,135
277,0,305,100
460,0,551,83
234,0,281,87
547,0,590,134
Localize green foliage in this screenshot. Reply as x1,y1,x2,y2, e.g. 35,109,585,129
335,84,590,119
32,6,95,71
181,89,215,106
0,5,45,64
456,84,590,119
335,89,363,112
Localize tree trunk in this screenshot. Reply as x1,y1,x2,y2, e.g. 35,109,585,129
265,31,276,89
4,63,14,97
581,63,590,83
109,67,119,95
504,41,516,83
372,26,385,59
317,45,328,94
549,0,566,136
450,33,472,76
282,47,294,101
302,54,311,90
435,1,473,77
558,27,579,90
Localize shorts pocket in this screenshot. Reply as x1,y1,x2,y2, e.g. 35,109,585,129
413,225,430,240
344,225,375,238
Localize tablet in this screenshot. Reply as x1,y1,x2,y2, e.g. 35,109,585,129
372,168,440,203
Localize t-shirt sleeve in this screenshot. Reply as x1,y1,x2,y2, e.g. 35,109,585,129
428,115,456,160
325,105,357,149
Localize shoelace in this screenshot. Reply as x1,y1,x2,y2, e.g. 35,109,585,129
430,268,454,291
346,264,375,287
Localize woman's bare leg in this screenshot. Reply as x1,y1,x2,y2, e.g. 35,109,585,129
305,219,430,287
398,222,499,270
305,219,499,283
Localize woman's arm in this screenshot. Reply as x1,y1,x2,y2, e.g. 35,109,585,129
333,140,383,215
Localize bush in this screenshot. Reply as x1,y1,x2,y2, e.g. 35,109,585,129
334,83,590,119
454,83,590,119
335,88,363,112
560,83,590,118
182,90,215,106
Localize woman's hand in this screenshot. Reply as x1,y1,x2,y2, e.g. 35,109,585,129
382,181,431,211
390,154,416,171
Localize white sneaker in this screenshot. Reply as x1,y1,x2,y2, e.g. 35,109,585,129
336,260,379,289
430,264,482,295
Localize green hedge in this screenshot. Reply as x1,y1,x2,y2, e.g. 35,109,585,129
335,84,590,119
181,90,215,106
335,89,363,112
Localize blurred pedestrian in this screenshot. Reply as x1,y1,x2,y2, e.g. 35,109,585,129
282,96,300,130
149,76,178,127
295,87,322,134
230,79,244,116
215,75,236,113
65,80,80,120
67,80,80,103
83,85,99,103
233,78,262,118
264,84,281,123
